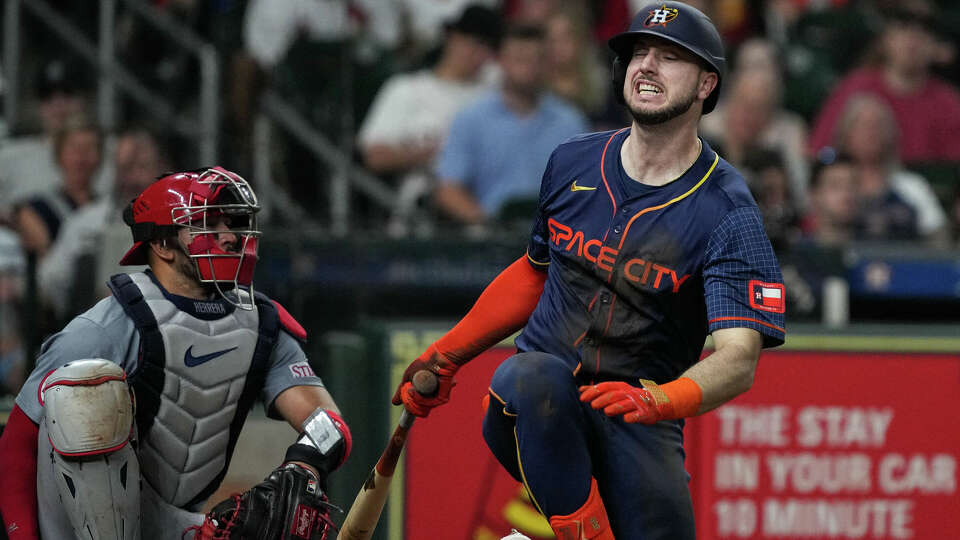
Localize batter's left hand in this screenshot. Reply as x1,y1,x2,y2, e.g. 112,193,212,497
391,344,458,417
579,381,675,424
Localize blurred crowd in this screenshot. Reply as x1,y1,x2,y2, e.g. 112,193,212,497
1,0,960,392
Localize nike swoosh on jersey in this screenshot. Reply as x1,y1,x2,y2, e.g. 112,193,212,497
570,180,597,192
184,345,239,367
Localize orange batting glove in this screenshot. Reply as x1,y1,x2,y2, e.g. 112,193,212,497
391,344,459,417
579,378,702,424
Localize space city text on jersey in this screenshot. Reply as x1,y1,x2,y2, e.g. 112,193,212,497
547,217,690,293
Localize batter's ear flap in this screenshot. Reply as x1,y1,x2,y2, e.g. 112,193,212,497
612,55,627,105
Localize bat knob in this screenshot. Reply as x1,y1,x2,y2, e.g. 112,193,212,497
412,370,439,396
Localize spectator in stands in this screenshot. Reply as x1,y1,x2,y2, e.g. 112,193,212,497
831,94,947,244
0,228,26,395
0,59,97,221
699,45,810,209
741,149,800,251
854,182,918,242
358,4,504,236
808,5,960,165
242,0,403,178
433,23,588,229
504,0,631,45
13,117,102,258
505,0,562,24
760,1,888,120
243,0,401,71
801,156,858,247
738,36,783,70
544,5,609,120
38,129,165,319
399,0,501,58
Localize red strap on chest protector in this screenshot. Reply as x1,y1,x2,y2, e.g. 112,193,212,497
272,300,307,341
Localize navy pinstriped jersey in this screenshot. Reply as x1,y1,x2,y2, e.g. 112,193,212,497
515,128,785,384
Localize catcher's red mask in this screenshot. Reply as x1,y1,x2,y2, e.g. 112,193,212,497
120,166,261,310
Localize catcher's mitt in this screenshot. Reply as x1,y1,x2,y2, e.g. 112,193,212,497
186,463,339,540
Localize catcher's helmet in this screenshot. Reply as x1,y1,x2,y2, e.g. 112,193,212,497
120,166,261,309
609,2,726,113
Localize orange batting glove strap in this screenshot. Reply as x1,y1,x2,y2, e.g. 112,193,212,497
647,377,702,419
391,343,459,418
579,377,702,424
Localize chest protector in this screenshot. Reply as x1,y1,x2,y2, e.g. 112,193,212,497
108,272,280,510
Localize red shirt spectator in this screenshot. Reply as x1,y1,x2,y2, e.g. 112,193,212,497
809,8,960,164
809,67,960,164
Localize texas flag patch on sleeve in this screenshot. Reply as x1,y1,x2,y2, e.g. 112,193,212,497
749,280,785,313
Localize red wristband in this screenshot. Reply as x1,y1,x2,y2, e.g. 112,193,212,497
324,409,352,468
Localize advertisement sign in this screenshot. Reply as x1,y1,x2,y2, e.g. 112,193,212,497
688,351,959,540
403,348,959,539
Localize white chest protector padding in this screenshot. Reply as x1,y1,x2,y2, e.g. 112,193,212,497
129,273,260,507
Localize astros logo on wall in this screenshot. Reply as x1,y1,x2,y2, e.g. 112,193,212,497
644,5,679,27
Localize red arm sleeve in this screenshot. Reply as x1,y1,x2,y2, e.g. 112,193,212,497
0,405,40,539
435,255,547,365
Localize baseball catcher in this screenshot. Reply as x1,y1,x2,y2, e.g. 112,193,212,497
0,167,351,540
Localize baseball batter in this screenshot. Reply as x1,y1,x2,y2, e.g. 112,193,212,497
0,167,350,539
392,4,785,539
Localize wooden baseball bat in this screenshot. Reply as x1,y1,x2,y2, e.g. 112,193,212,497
337,370,438,540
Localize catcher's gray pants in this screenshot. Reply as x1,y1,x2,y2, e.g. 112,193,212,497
36,421,206,540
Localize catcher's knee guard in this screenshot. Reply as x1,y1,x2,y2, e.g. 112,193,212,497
41,358,140,540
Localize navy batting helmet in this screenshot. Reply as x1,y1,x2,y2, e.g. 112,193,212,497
609,2,726,114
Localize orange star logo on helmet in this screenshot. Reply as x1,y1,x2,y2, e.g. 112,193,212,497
644,5,679,27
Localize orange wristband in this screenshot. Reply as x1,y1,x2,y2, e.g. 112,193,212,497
644,377,703,419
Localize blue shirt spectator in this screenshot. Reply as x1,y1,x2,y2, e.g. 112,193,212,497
433,23,589,226
437,90,588,216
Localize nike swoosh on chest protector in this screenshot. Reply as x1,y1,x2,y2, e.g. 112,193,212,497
184,345,239,367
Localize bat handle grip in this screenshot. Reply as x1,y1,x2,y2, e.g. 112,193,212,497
398,370,436,427
398,409,414,429
411,369,439,396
